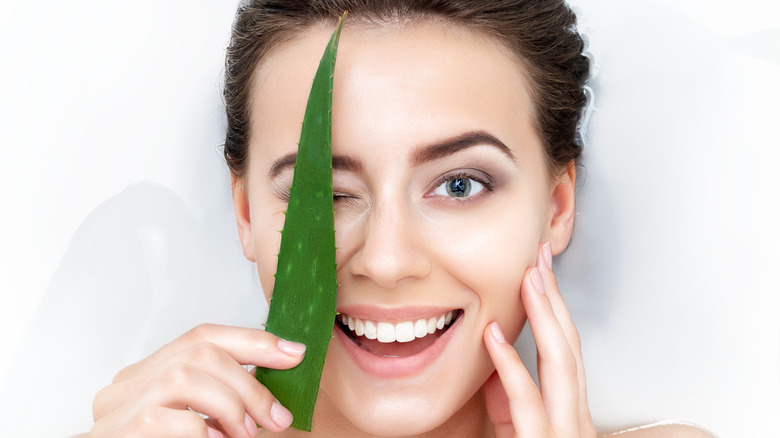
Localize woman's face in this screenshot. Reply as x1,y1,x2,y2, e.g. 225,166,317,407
234,22,573,435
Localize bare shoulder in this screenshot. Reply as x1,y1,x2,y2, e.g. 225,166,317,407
601,422,715,437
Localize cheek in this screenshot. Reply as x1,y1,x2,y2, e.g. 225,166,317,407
432,202,541,336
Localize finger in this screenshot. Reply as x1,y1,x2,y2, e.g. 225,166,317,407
483,321,550,437
538,243,581,357
99,344,295,434
538,242,595,435
134,362,263,438
116,324,305,383
522,265,580,437
177,341,293,433
92,405,216,438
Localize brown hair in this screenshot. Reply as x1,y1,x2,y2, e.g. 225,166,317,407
223,0,590,179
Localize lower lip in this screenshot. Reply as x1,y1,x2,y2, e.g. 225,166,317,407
334,314,462,379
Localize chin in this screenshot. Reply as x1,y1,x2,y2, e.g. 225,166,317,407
320,379,485,437
315,310,494,436
345,397,456,436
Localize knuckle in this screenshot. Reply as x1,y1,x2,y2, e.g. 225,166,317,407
92,385,112,420
113,363,136,383
134,405,163,431
163,362,195,390
252,333,275,355
549,348,578,374
187,341,225,365
186,323,217,343
562,353,578,374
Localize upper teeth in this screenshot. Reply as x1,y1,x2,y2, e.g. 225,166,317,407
339,311,455,343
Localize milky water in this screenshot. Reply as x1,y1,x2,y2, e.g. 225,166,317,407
1,0,778,436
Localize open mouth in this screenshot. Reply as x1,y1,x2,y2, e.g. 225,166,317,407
335,309,463,358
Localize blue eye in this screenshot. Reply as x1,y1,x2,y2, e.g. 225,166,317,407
432,175,486,198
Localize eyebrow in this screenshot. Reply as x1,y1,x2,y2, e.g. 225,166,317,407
268,130,513,178
410,131,515,166
268,152,363,178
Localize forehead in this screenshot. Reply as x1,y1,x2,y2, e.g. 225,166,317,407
248,21,541,176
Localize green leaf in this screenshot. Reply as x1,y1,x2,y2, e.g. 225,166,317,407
254,13,345,432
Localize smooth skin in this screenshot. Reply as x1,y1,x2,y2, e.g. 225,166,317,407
82,21,710,438
237,22,573,437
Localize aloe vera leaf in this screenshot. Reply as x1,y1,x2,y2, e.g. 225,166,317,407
254,14,345,432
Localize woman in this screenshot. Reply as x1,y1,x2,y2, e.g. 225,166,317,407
86,1,709,436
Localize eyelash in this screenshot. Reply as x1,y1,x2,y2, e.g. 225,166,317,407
276,188,359,204
430,170,493,200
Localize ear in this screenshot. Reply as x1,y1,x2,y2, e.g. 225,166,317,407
542,162,577,256
232,176,257,262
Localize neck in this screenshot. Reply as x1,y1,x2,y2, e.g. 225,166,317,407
262,387,493,438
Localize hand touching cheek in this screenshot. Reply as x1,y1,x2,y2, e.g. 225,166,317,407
483,242,596,438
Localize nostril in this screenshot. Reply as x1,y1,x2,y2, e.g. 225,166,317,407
352,252,431,289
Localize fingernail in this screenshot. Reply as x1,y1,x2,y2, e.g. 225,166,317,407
490,322,507,344
277,339,306,357
271,401,294,429
542,242,553,269
530,267,545,293
244,413,258,437
208,427,225,438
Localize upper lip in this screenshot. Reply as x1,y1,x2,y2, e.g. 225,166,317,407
336,305,460,323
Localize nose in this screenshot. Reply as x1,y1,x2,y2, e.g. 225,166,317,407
348,199,431,289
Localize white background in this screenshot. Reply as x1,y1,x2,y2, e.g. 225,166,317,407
1,0,778,436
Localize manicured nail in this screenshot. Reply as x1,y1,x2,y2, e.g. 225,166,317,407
542,242,553,269
530,267,545,293
278,339,306,357
244,413,258,437
490,322,507,344
271,401,294,429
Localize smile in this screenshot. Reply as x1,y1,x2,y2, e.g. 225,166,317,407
337,310,459,344
334,309,463,374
